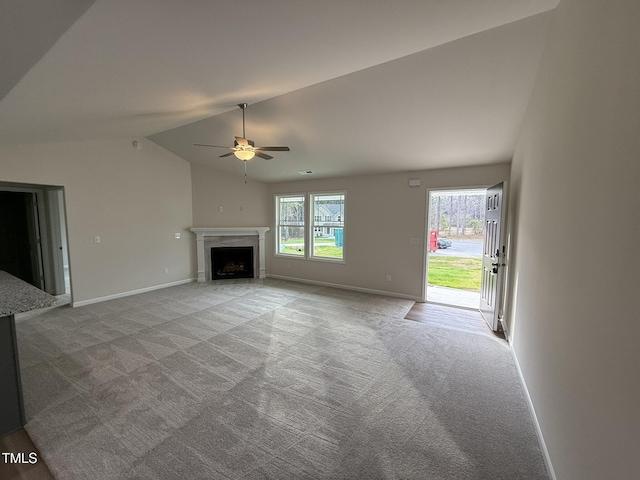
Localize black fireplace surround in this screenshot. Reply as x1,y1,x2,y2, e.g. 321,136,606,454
211,246,254,280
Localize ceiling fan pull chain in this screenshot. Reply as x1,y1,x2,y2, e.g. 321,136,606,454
244,160,247,184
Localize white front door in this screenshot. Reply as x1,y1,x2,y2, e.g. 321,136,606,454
480,182,507,331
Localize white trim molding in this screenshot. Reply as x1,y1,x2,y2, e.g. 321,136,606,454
509,343,557,480
72,278,195,308
267,274,420,302
190,227,270,281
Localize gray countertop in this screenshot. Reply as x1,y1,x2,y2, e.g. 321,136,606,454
0,271,57,317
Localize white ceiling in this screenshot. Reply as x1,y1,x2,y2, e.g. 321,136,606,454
0,0,559,182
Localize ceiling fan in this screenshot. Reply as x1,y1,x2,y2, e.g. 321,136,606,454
194,103,290,161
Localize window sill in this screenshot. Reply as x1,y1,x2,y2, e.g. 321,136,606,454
308,256,345,264
274,253,345,264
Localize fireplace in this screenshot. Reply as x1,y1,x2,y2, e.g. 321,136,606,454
211,246,254,280
190,227,270,282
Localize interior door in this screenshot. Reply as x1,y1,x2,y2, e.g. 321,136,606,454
25,192,45,290
480,182,507,331
46,189,66,295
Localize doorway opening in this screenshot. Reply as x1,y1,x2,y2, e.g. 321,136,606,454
426,188,486,309
0,182,71,304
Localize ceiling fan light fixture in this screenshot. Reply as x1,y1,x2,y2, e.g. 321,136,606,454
234,150,255,161
194,103,289,164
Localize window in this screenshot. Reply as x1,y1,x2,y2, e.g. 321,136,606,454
311,193,345,260
276,195,305,256
275,192,346,262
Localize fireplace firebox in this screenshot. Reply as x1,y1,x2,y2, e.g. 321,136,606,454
211,246,254,280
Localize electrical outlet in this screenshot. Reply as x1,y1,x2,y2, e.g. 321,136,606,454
175,232,181,239
94,236,101,244
164,268,169,275
386,275,391,282
218,206,223,212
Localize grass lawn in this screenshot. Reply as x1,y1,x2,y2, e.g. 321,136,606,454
281,238,304,245
281,246,304,255
313,245,343,258
428,256,482,291
280,244,343,258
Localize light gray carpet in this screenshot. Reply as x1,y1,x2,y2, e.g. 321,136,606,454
15,279,548,479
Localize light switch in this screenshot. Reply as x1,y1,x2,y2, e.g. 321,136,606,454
175,232,181,239
94,236,101,244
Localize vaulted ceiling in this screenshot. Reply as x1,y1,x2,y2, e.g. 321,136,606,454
0,0,559,182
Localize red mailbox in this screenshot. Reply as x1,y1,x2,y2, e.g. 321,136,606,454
429,230,438,252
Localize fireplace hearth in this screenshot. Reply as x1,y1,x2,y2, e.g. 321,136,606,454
211,246,254,280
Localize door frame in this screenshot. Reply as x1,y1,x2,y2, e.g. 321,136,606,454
0,183,70,297
1,186,46,289
422,185,496,306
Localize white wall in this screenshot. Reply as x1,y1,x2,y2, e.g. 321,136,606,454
268,163,510,299
0,139,194,304
506,1,640,478
190,162,269,227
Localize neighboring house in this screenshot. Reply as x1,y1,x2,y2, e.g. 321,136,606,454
313,203,343,237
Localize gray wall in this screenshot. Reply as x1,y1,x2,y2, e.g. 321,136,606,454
268,163,510,299
506,0,640,478
0,139,194,304
190,162,269,228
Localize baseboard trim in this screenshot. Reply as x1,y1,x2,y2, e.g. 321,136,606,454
267,274,421,302
509,343,557,480
71,278,196,308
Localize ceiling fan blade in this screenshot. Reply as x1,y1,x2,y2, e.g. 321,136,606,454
194,143,231,149
219,152,235,158
255,151,273,160
255,146,290,152
235,136,249,146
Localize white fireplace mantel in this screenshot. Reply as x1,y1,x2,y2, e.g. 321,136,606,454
190,227,270,281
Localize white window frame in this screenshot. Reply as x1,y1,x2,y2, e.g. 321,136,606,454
275,194,306,258
274,191,346,263
309,192,346,263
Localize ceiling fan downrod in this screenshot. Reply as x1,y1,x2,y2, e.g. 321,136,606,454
239,103,248,139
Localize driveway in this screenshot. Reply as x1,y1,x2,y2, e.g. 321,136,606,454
430,240,483,258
